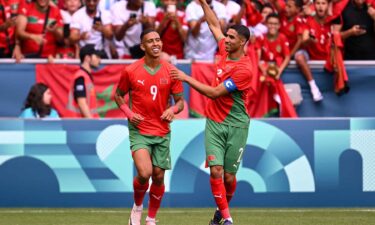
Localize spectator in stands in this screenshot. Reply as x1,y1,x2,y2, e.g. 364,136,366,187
70,0,113,58
250,3,274,37
155,0,187,59
253,13,297,117
20,83,59,118
333,0,375,60
280,0,304,56
218,0,241,27
57,0,82,58
66,44,101,118
111,0,156,59
294,0,330,102
0,0,21,58
184,0,227,60
14,0,64,60
301,0,316,17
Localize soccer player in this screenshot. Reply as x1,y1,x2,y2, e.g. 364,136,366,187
114,28,184,225
66,44,101,118
170,0,254,224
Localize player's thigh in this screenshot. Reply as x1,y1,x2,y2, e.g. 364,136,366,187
129,129,153,176
151,133,172,170
133,149,153,178
224,126,249,174
205,119,227,167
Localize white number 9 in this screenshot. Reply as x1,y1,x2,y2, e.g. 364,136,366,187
150,85,158,101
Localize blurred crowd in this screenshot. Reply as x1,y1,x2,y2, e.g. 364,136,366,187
2,0,374,118
1,0,375,61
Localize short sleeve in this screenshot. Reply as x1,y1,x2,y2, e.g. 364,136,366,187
230,69,251,91
168,65,183,95
185,3,200,22
117,68,131,94
101,10,112,26
111,2,124,26
218,38,226,56
70,10,81,30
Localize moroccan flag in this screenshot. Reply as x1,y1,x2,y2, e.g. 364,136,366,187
189,62,216,117
36,64,126,118
324,32,349,95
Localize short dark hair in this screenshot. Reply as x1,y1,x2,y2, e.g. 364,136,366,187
79,44,101,63
294,0,304,8
266,13,280,22
228,24,251,41
140,28,159,42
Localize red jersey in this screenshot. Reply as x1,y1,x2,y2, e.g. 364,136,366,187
303,16,331,60
0,0,21,51
19,2,62,57
117,58,183,136
280,14,304,51
155,9,187,59
205,38,254,128
257,33,290,66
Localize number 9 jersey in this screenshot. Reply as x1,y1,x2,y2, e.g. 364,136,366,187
117,58,183,136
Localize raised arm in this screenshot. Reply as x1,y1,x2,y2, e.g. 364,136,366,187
197,0,224,42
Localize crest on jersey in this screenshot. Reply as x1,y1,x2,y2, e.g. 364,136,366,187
289,24,295,32
276,45,282,53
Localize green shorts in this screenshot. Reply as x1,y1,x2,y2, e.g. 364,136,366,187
129,128,171,170
205,119,249,174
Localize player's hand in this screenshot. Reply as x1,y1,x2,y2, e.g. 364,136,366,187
129,113,144,126
170,69,187,82
160,108,174,123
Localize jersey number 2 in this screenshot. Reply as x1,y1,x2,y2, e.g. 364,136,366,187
150,85,158,101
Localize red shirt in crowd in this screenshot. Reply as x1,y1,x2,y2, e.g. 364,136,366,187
19,2,62,57
280,14,304,52
117,58,183,136
257,33,290,66
303,16,331,60
0,0,21,52
155,9,187,59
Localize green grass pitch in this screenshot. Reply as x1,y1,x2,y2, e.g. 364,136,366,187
0,208,374,225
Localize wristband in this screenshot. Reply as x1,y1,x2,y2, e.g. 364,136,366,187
172,105,179,114
120,104,134,119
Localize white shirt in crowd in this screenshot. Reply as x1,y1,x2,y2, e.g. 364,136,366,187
184,0,227,60
111,0,156,57
60,10,73,24
70,6,112,50
223,0,240,23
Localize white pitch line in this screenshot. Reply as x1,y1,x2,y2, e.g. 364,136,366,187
0,209,375,214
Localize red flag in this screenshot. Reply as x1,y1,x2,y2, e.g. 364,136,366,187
324,32,350,95
36,64,126,118
189,62,216,117
249,63,297,118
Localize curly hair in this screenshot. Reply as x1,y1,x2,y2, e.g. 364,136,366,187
23,83,51,118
